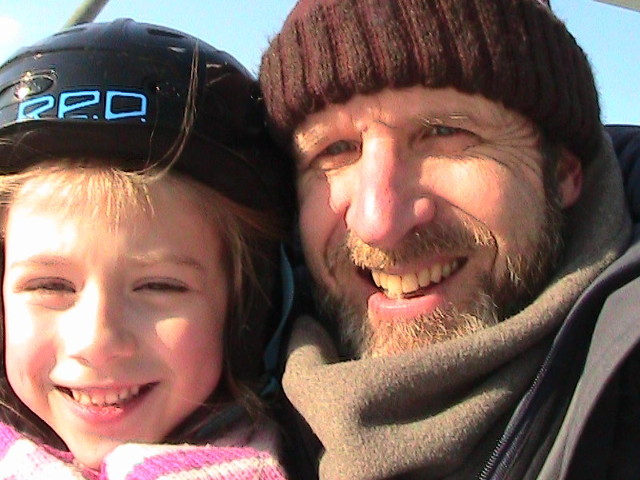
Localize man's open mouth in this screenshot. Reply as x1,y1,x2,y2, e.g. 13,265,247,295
370,258,463,299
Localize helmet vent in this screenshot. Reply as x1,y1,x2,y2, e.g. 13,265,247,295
146,28,185,40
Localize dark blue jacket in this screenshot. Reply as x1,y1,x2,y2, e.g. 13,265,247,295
482,125,640,480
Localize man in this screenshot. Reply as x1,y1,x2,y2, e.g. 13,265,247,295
260,0,640,479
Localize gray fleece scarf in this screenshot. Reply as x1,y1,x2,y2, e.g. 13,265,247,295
282,130,632,480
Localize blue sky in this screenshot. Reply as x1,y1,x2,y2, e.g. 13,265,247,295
1,1,638,124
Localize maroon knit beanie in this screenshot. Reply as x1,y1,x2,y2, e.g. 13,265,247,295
259,0,601,163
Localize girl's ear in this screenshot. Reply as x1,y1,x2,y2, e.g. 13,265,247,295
556,149,583,208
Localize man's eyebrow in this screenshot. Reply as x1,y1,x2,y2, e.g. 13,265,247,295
413,111,473,127
294,126,327,155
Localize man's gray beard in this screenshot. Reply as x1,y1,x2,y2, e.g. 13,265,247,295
314,188,564,359
316,286,501,358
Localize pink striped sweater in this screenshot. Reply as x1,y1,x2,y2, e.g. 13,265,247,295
0,423,287,480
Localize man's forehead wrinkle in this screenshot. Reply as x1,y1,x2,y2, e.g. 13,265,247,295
358,106,474,132
372,119,399,130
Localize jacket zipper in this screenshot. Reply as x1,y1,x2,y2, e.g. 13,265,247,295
478,337,559,480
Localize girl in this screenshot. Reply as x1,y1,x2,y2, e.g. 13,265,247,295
0,19,292,479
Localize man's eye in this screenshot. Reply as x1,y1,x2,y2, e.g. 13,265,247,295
323,140,358,156
417,124,479,154
422,125,466,137
308,140,360,172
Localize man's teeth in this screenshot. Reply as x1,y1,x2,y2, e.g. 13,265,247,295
371,259,459,298
70,386,141,407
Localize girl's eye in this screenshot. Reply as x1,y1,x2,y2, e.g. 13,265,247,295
17,278,77,310
24,278,76,294
134,281,189,293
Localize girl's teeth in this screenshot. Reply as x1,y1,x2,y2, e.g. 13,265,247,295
68,386,143,406
119,386,139,400
105,392,119,404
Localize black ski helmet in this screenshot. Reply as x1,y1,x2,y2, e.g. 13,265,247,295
0,18,291,214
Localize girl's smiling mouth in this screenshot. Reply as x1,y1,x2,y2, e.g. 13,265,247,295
56,383,157,408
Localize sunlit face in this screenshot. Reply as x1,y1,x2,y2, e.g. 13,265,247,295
294,86,582,358
3,172,228,468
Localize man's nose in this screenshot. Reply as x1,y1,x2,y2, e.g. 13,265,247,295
61,286,136,366
345,135,436,248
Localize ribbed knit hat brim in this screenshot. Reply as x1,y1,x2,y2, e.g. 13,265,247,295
260,0,601,163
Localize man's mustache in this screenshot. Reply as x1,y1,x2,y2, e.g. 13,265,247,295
327,219,496,273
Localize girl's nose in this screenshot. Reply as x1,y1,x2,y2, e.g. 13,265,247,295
60,286,136,367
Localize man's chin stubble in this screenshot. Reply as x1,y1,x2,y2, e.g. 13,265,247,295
316,285,500,359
